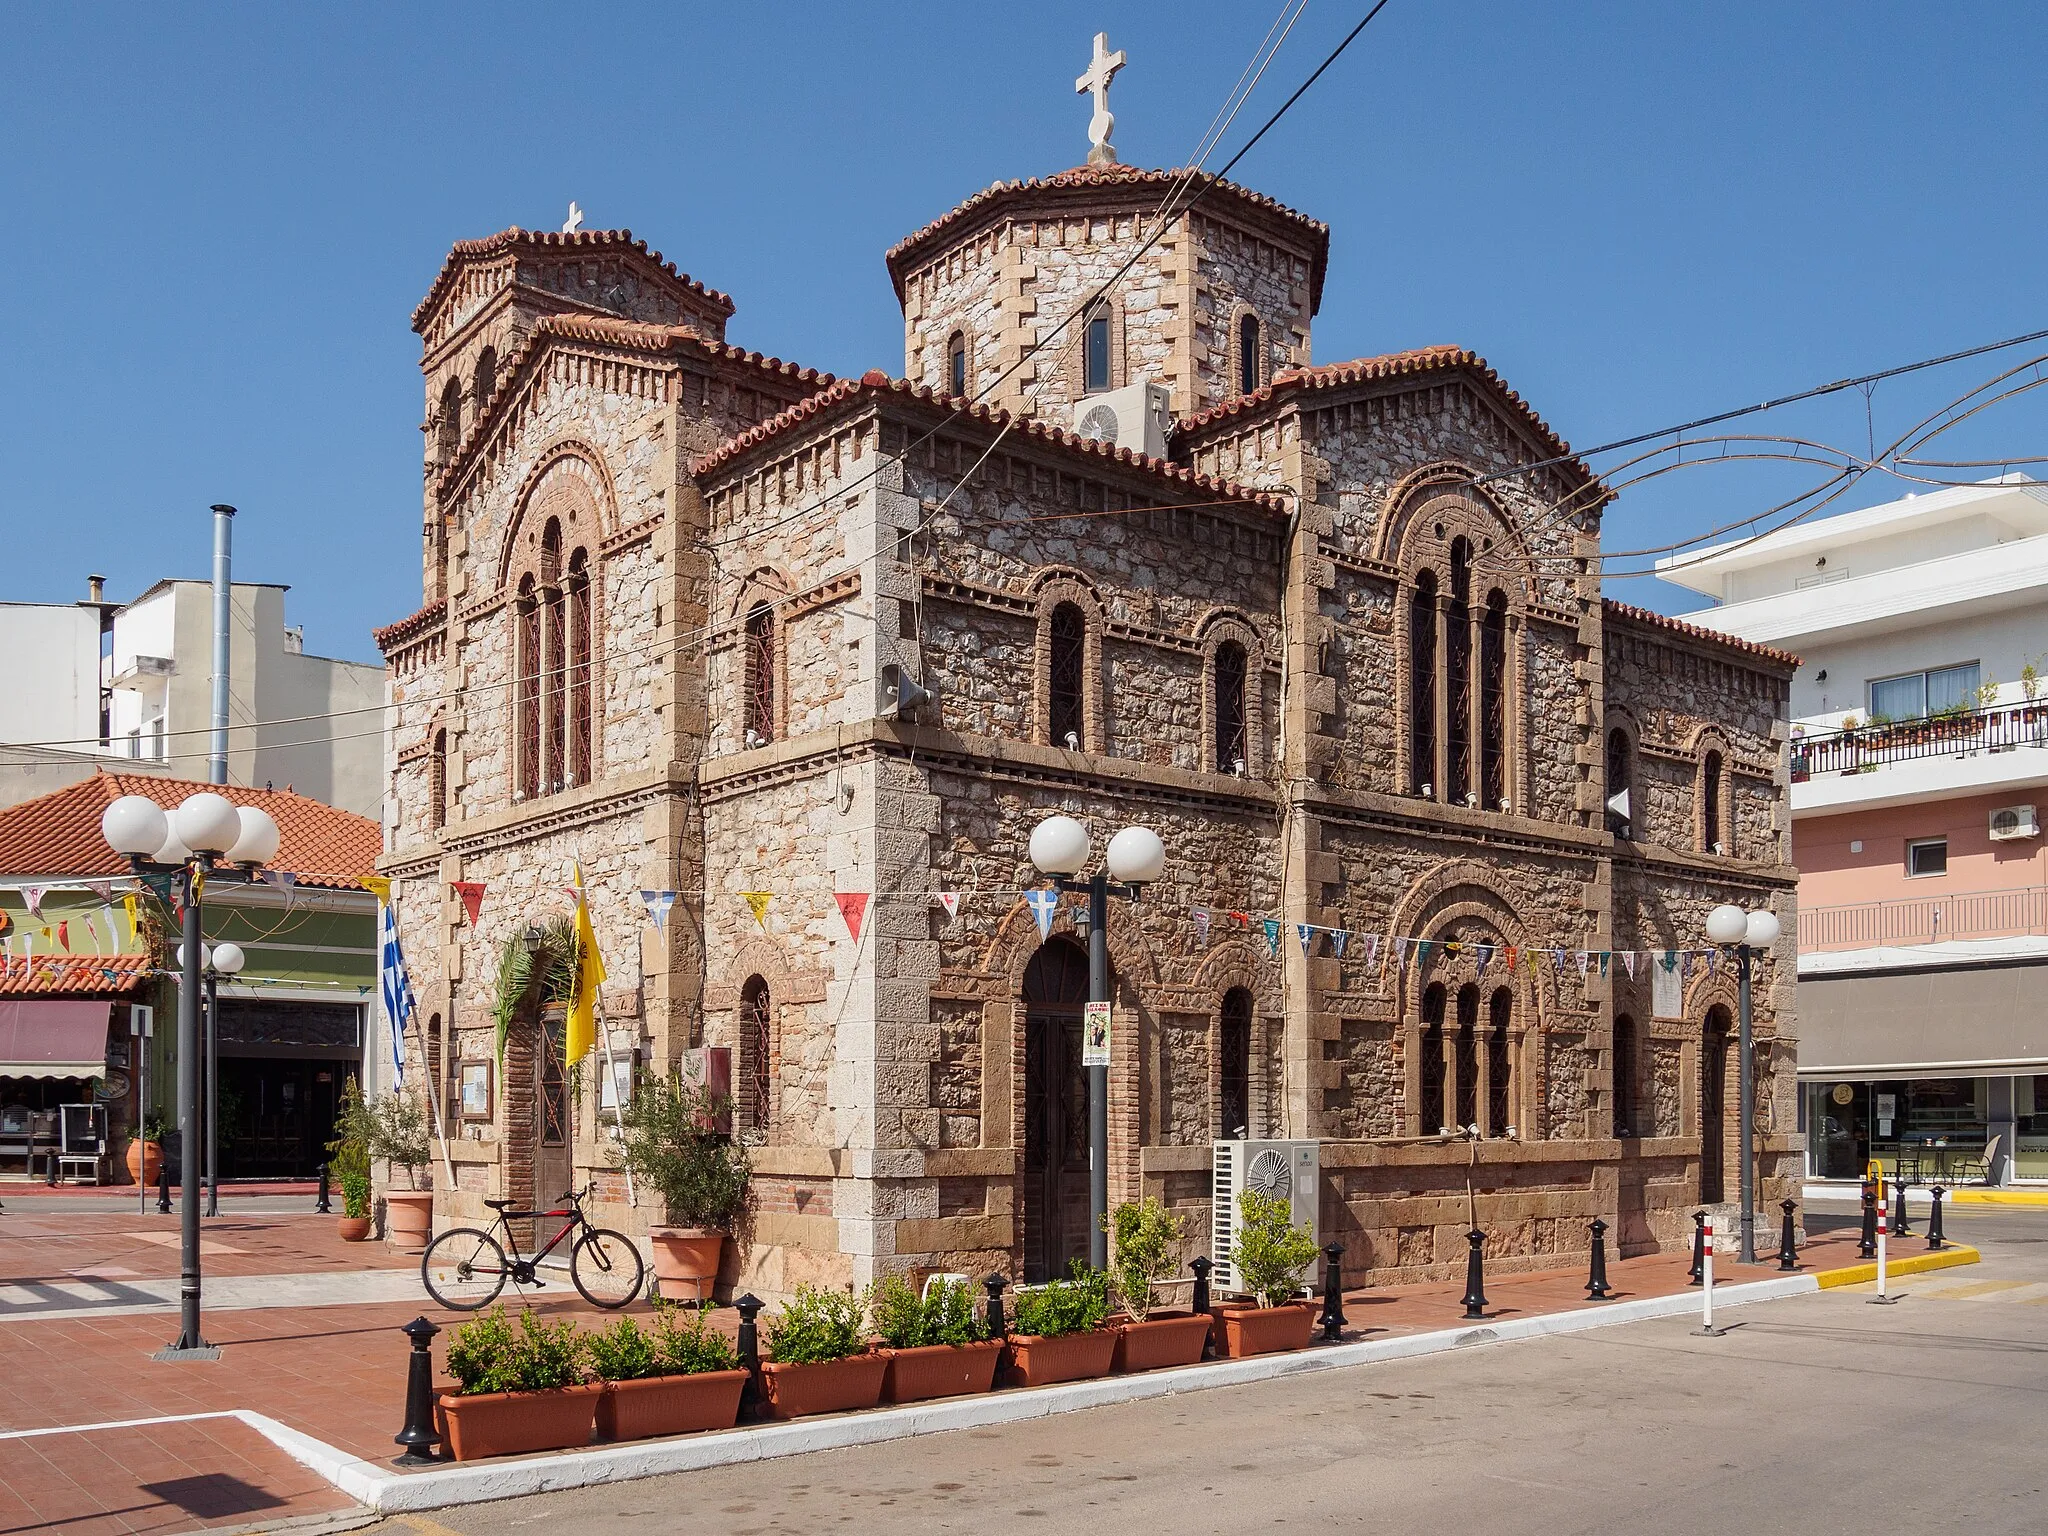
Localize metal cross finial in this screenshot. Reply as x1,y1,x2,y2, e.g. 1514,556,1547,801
563,201,584,234
1075,31,1126,165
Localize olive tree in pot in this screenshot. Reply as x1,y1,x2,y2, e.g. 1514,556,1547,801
1214,1189,1320,1358
1107,1198,1209,1372
336,1079,435,1251
617,1069,750,1301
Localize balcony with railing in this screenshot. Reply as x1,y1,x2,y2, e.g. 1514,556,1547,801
1789,698,2048,813
1800,884,2048,955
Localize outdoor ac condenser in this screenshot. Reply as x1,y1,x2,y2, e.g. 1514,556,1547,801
1989,804,2039,841
1210,1138,1320,1295
1070,381,1173,459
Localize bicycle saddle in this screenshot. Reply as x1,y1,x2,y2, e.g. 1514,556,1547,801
483,1197,515,1210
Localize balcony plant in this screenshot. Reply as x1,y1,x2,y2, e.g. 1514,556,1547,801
587,1305,747,1441
1213,1189,1319,1359
872,1274,1001,1404
1003,1261,1117,1387
438,1305,600,1460
1105,1198,1210,1372
759,1283,886,1419
618,1068,751,1302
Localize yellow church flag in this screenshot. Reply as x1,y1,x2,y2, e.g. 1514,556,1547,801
566,866,606,1068
742,892,772,929
361,875,392,906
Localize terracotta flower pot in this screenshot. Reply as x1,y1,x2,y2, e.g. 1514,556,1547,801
879,1339,1003,1404
1111,1311,1213,1373
1000,1328,1118,1388
384,1189,435,1254
336,1215,374,1242
648,1227,724,1302
125,1139,162,1188
1211,1302,1315,1359
595,1369,749,1441
758,1353,888,1420
437,1382,602,1461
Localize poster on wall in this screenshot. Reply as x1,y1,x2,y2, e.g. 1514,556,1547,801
1652,959,1684,1019
1082,1001,1111,1066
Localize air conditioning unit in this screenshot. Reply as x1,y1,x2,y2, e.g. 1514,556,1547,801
1210,1139,1320,1295
1990,804,2039,841
1070,381,1173,460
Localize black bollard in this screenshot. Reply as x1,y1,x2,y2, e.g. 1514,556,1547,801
983,1273,1007,1337
1777,1199,1799,1271
1586,1217,1614,1300
1687,1209,1706,1285
392,1316,441,1465
735,1293,764,1421
1859,1181,1878,1258
1927,1186,1947,1251
1319,1243,1347,1342
1191,1256,1214,1359
1893,1178,1914,1239
156,1155,171,1215
1461,1228,1489,1320
316,1161,332,1215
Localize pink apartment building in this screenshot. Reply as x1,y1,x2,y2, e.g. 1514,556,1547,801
1665,475,2048,1184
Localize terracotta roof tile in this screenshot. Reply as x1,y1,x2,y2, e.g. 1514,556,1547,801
0,773,381,889
372,599,445,655
412,227,734,334
0,953,152,999
1603,598,1801,670
691,371,1291,517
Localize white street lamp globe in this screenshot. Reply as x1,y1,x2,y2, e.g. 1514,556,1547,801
211,941,246,976
101,795,169,857
1705,904,1748,946
1106,825,1166,885
175,793,244,857
155,823,192,863
1744,909,1781,949
227,806,281,867
1029,814,1091,877
175,943,213,971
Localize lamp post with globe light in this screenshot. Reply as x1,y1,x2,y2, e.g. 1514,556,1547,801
1028,814,1165,1270
1704,901,1781,1265
203,942,245,1216
100,792,279,1359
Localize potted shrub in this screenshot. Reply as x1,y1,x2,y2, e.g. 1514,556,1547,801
332,1140,373,1241
438,1305,601,1461
336,1081,435,1252
1002,1262,1116,1387
759,1283,886,1419
872,1274,1001,1404
618,1069,750,1302
1213,1189,1319,1359
1106,1198,1210,1373
587,1304,748,1441
125,1111,168,1187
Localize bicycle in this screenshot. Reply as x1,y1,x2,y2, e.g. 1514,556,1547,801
421,1184,645,1311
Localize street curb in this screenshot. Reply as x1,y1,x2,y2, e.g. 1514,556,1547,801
1812,1244,1981,1289
1950,1190,2048,1208
238,1272,1819,1513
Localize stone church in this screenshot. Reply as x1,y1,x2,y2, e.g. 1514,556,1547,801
376,44,1798,1298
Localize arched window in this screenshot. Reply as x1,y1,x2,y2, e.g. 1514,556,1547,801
1607,726,1633,838
540,521,566,793
566,551,592,786
1214,640,1248,773
1454,983,1480,1130
739,976,773,1140
1487,987,1513,1135
1701,1005,1731,1202
1445,539,1474,806
474,346,498,412
1237,312,1261,396
743,601,776,746
1702,749,1725,854
1048,601,1087,749
436,378,463,464
1083,305,1112,394
947,331,968,398
1613,1013,1637,1137
515,576,541,800
1420,982,1447,1134
1409,570,1438,795
429,728,447,830
1481,591,1508,811
1219,987,1253,1138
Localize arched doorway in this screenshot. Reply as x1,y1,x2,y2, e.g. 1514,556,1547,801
1023,937,1092,1282
1702,1006,1731,1204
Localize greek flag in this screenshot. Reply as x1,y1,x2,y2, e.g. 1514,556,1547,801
379,901,417,1088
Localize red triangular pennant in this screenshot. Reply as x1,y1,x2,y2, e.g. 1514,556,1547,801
834,892,870,943
452,881,486,925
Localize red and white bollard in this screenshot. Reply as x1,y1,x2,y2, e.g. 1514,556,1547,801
1696,1214,1721,1336
1870,1194,1899,1305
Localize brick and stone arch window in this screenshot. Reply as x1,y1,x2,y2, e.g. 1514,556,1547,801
473,345,498,412
1487,986,1513,1135
1214,641,1248,773
1453,983,1480,1129
1697,736,1728,855
1481,591,1510,811
567,551,592,785
1444,540,1475,805
946,328,969,398
1700,1004,1732,1203
429,727,447,829
1200,614,1265,775
1419,982,1448,1134
1218,986,1253,1138
436,377,463,465
1606,722,1634,838
509,512,597,802
738,975,774,1141
743,601,777,746
1236,310,1262,397
1034,579,1102,752
540,521,568,791
1074,301,1121,397
1407,570,1438,795
515,575,542,800
1612,1012,1637,1137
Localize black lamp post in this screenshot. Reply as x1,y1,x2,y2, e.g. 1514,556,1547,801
100,791,279,1360
196,941,247,1218
1029,814,1165,1270
1705,902,1781,1266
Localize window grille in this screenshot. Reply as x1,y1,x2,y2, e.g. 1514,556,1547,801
1215,640,1248,772
743,602,776,744
1048,602,1087,748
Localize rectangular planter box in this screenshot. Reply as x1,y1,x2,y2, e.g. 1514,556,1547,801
1111,1312,1213,1373
1211,1302,1316,1360
596,1369,749,1441
437,1382,602,1461
880,1339,1003,1404
758,1353,889,1420
1000,1328,1118,1388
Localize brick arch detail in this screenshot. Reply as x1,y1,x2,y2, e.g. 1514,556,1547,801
988,898,1160,998
494,440,618,590
1032,576,1106,752
1373,462,1537,592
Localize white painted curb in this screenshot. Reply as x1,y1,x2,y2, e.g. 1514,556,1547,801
221,1272,1818,1513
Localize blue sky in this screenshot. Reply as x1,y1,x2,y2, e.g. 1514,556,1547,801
3,3,2042,663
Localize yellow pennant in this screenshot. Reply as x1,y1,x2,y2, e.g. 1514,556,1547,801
742,892,772,929
361,875,392,906
122,893,140,945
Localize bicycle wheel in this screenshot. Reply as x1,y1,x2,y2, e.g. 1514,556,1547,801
423,1227,509,1311
570,1227,645,1309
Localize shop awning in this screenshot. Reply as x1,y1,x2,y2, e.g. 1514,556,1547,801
0,1000,112,1081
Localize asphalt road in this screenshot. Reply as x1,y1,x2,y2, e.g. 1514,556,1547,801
369,1206,2047,1536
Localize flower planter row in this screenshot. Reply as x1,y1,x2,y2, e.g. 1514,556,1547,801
434,1303,1317,1461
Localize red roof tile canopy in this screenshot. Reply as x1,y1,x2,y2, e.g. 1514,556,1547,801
1603,598,1801,671
0,773,380,888
411,227,737,335
0,954,151,1000
692,369,1291,519
884,162,1331,311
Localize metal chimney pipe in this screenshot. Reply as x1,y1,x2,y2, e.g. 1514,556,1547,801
208,505,235,785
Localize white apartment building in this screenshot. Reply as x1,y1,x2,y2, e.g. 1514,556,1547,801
0,577,382,816
1662,474,2048,1185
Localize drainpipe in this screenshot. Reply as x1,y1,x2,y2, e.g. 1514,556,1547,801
208,506,235,785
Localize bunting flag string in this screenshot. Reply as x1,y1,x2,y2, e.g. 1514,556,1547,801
936,892,961,921
452,881,486,926
639,890,676,934
1261,918,1281,958
1192,907,1211,947
1296,923,1315,957
741,892,772,929
834,892,870,943
1025,889,1058,942
22,886,46,920
1620,950,1637,979
1332,930,1350,960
